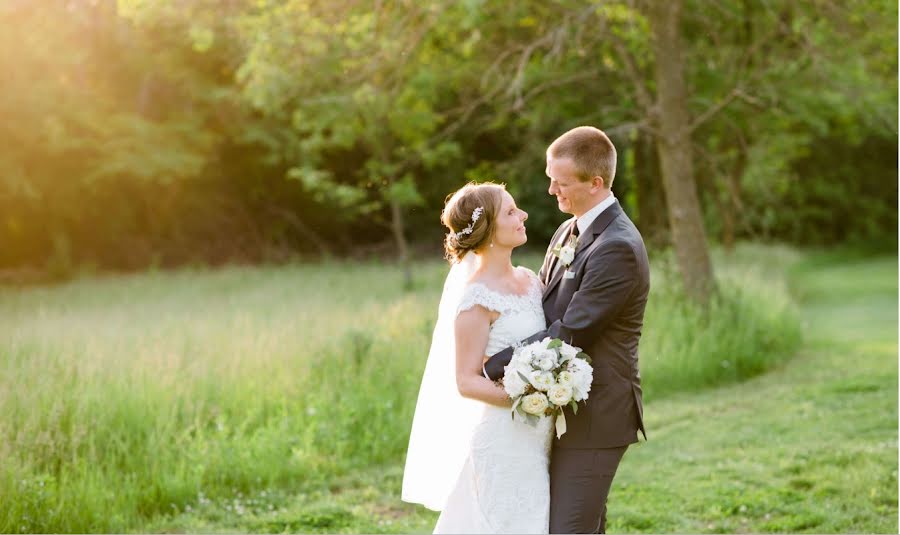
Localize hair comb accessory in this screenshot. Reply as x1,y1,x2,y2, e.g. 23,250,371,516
449,206,483,240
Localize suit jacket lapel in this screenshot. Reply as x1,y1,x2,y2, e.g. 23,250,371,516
543,256,567,301
543,201,623,301
541,249,555,285
541,218,575,285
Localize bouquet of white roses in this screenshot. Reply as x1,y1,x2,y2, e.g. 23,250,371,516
502,337,593,439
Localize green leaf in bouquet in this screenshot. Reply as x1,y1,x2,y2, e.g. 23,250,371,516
577,352,592,364
516,405,528,422
547,339,563,349
569,400,579,414
511,396,522,419
517,370,533,386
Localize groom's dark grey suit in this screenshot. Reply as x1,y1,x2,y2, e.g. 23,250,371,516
484,199,649,534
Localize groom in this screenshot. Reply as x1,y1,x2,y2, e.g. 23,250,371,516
484,126,649,534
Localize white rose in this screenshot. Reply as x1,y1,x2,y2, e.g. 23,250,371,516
567,358,594,401
559,246,575,265
559,343,580,361
512,352,533,370
502,366,528,398
521,392,549,415
534,348,557,369
557,370,574,386
530,371,555,392
547,383,574,406
515,345,536,363
573,381,592,402
514,361,533,377
567,357,592,376
510,357,530,373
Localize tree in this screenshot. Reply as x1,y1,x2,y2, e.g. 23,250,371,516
645,0,716,303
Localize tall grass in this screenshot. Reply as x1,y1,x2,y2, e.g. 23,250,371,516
641,244,803,397
0,245,802,532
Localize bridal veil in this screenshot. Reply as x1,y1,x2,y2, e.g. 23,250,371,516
401,254,483,511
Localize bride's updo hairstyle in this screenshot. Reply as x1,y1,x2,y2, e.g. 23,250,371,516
441,182,506,263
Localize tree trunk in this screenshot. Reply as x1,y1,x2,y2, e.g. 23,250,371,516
647,0,715,303
390,198,413,290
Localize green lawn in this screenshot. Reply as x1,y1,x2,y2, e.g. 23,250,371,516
137,249,897,534
608,254,898,533
1,247,895,533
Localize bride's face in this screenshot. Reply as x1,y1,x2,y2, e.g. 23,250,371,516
492,191,528,249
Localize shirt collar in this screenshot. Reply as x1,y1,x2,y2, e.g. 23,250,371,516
576,193,616,236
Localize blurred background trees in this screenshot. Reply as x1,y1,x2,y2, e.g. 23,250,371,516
1,0,896,290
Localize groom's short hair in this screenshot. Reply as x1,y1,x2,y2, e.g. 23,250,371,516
547,126,617,188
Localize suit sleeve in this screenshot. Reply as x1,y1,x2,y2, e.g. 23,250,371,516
483,240,638,381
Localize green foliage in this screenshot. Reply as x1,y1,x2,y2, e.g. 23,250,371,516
0,0,896,273
686,0,898,247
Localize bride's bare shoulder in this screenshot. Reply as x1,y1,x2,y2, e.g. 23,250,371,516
464,272,502,291
515,265,540,281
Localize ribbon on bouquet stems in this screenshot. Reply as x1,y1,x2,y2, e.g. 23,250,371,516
555,410,567,439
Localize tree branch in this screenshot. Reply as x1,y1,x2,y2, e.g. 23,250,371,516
687,87,741,133
515,69,600,111
608,36,655,115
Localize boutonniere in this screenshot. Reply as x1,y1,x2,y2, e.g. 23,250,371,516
552,234,578,268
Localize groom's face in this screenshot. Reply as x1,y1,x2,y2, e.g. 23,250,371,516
546,156,595,217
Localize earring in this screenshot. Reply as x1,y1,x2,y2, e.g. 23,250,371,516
490,242,494,248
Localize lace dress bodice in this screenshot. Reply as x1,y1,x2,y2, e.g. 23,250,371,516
434,266,552,534
456,266,547,355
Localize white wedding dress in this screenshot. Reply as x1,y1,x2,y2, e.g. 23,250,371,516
433,266,553,534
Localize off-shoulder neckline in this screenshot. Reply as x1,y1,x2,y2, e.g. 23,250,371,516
464,266,541,299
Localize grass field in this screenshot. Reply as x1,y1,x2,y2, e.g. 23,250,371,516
0,244,894,533
607,252,898,533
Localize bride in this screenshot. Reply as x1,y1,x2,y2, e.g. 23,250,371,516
402,182,552,534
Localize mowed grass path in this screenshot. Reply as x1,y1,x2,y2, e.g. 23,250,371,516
605,253,898,533
143,251,897,534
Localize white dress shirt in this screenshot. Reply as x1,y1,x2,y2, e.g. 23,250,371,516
575,193,616,235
